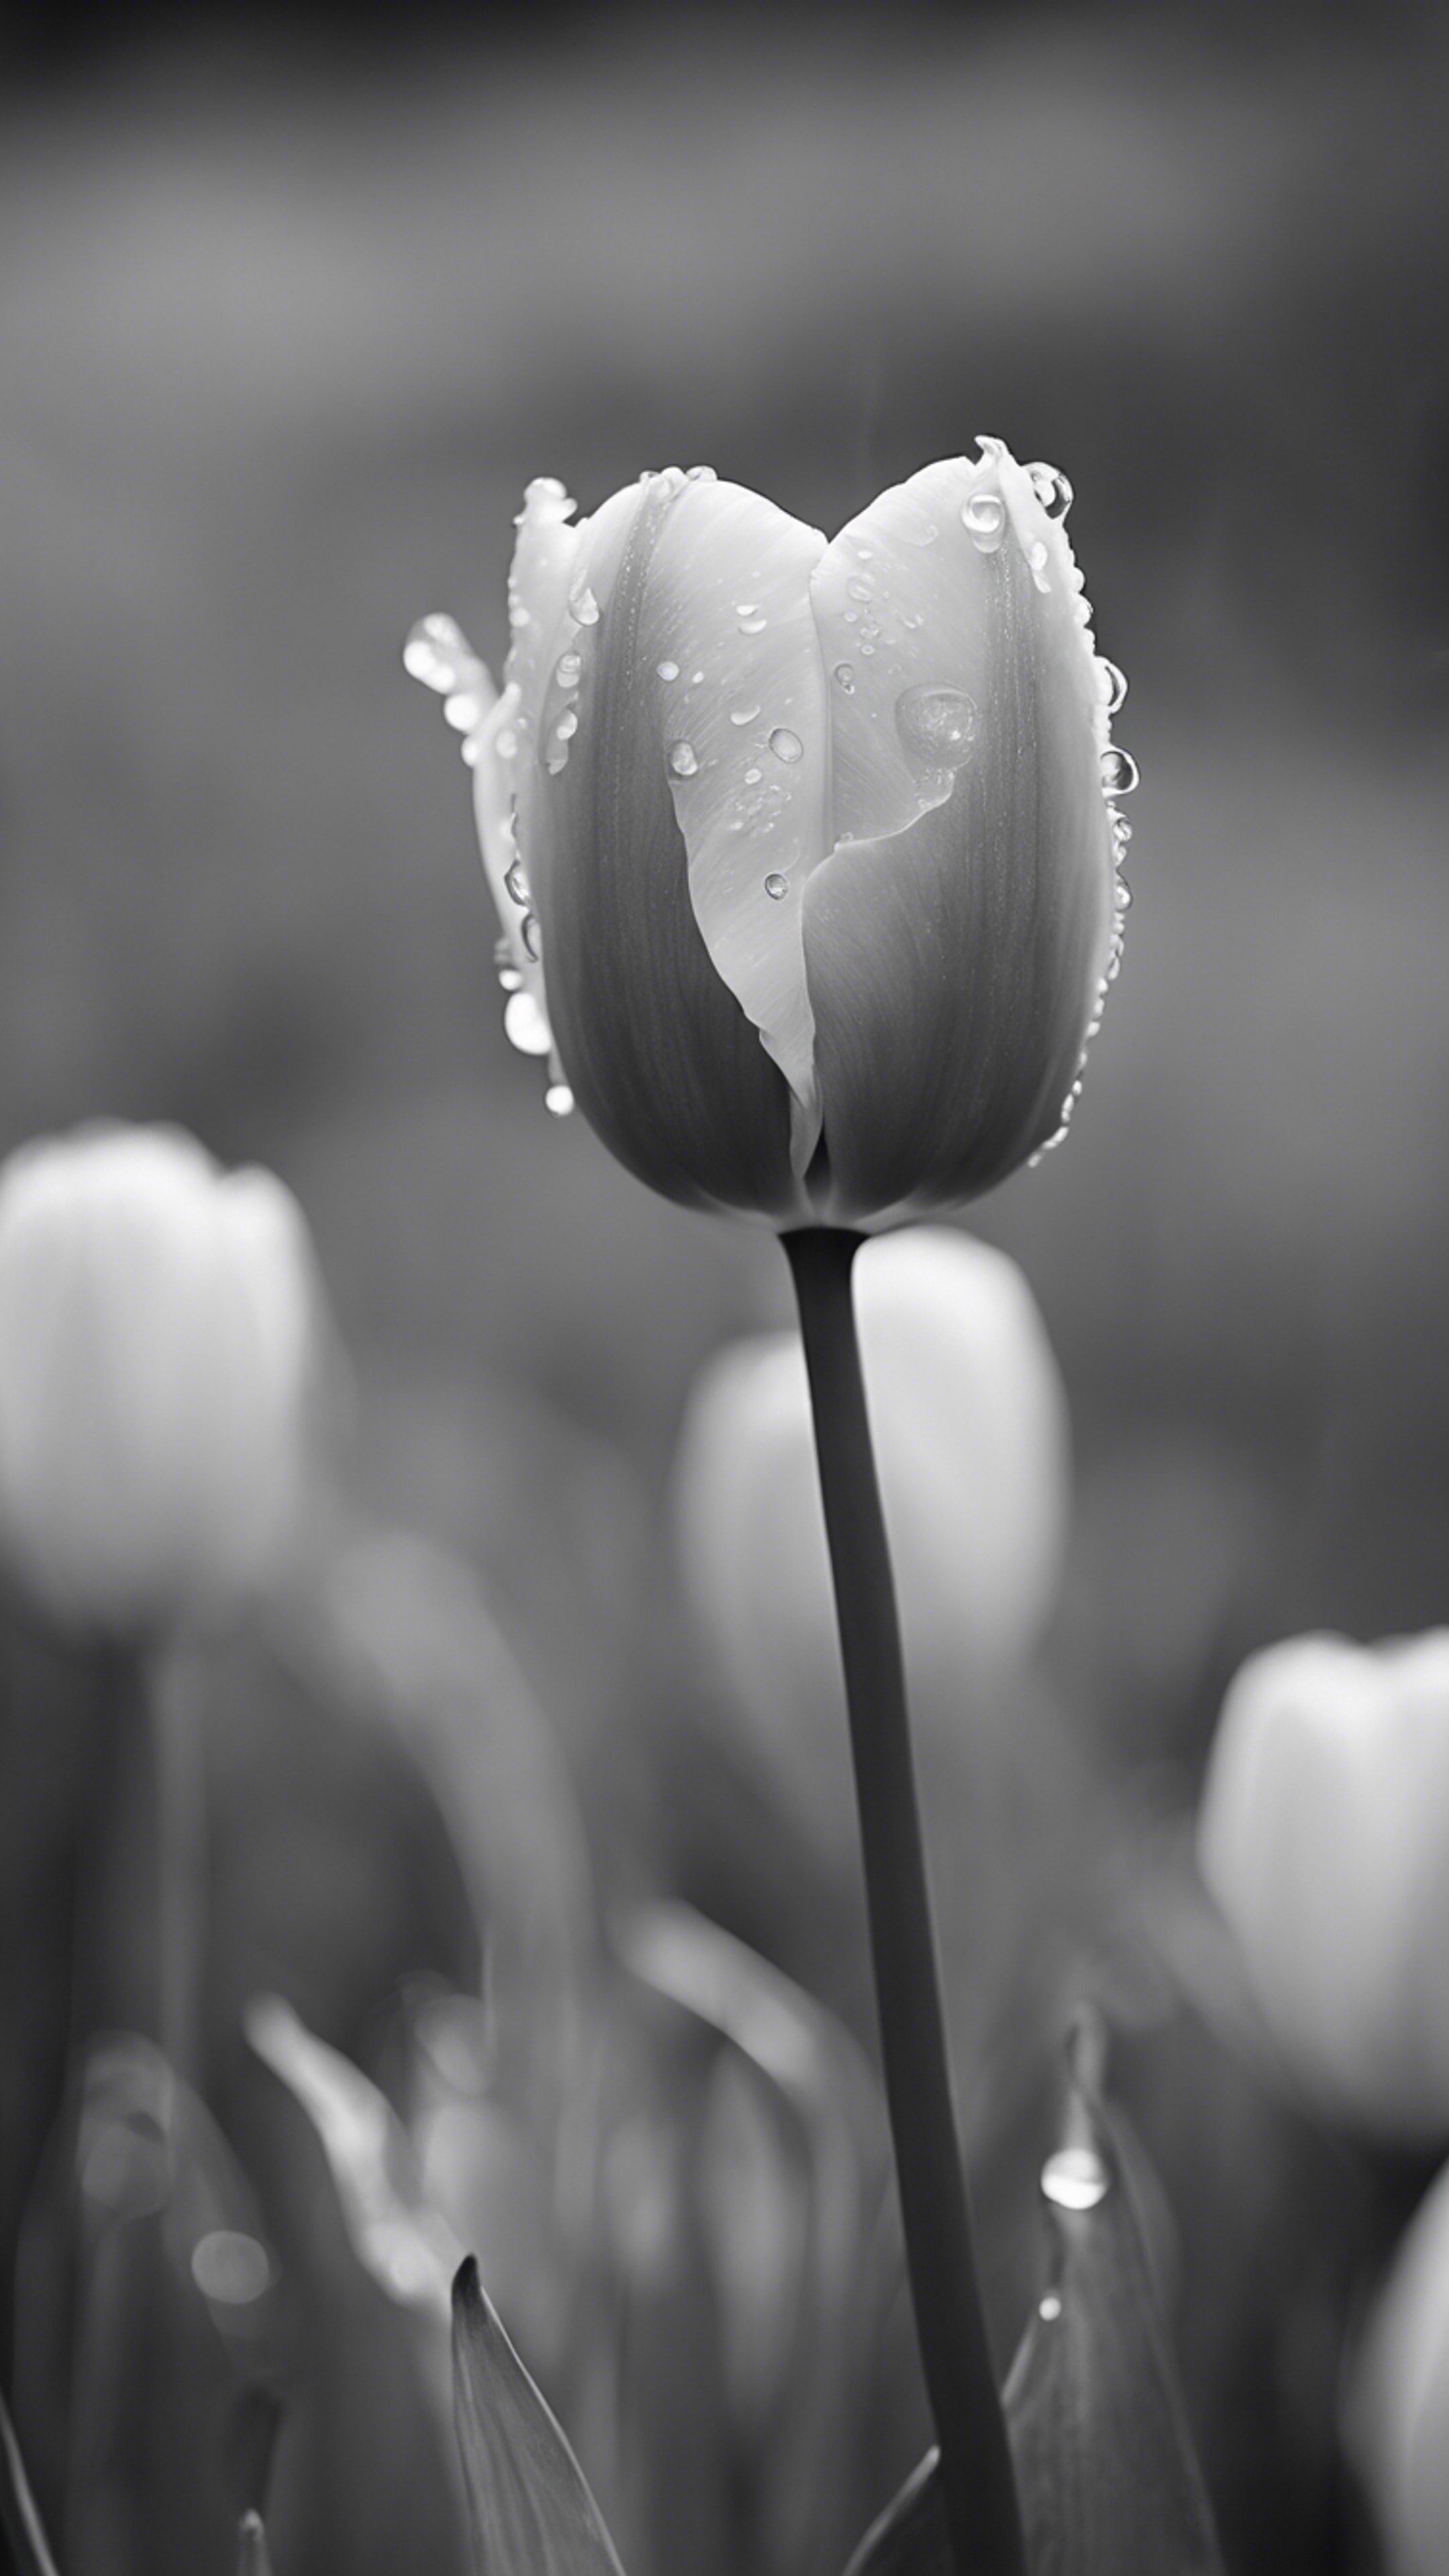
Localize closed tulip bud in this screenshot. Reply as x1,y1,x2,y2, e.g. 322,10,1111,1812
410,442,1132,1225
1197,1631,1449,2138
0,1124,322,1638
672,1226,1069,1837
1350,2153,1449,2576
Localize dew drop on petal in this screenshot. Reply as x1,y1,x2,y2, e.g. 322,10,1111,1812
686,464,716,482
504,859,530,908
743,766,763,785
1038,2293,1063,2323
763,872,789,900
833,663,855,693
1100,747,1140,796
1041,2145,1111,2212
503,991,552,1057
555,650,582,688
668,740,700,777
555,708,579,742
846,576,873,602
521,912,542,959
657,659,680,682
403,612,470,692
739,613,767,635
730,701,761,726
569,584,600,627
443,690,484,732
544,1081,575,1116
895,684,977,769
1026,539,1052,592
1095,658,1128,713
961,493,1006,551
1027,462,1074,520
768,728,803,765
496,726,518,761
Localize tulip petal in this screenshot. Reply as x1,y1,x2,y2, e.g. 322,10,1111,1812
523,474,806,1216
631,477,831,1159
452,2257,628,2575
801,448,1116,1220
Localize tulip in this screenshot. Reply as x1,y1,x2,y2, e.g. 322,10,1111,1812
1352,2149,1449,2576
408,441,1132,1226
1197,1630,1449,2137
0,1124,321,1638
673,1224,1069,1842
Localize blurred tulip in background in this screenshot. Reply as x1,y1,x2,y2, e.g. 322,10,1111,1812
1352,2149,1449,2576
0,1125,325,1640
1197,1631,1449,2139
417,442,1130,1225
673,1225,1070,1847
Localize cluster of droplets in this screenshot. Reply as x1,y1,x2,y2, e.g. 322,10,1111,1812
402,614,492,769
999,458,1138,1168
405,599,574,1117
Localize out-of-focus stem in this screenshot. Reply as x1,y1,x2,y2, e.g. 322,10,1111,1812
783,1226,1025,2576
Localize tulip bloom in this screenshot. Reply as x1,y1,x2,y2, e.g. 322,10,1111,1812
0,1124,321,1638
673,1225,1069,1839
409,441,1132,1226
1197,1631,1449,2138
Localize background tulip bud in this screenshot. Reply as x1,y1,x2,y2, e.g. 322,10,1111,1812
1350,2152,1449,2576
0,1124,322,1638
415,441,1132,1226
672,1226,1070,1843
1197,1631,1449,2138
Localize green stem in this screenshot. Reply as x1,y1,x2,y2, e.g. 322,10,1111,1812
783,1226,1024,2576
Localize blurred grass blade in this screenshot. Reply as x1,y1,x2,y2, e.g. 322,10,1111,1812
1,2389,60,2576
452,2257,627,2575
1002,2016,1224,2576
841,2451,950,2575
237,2506,274,2574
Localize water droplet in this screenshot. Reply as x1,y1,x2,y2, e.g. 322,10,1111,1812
569,585,600,627
555,650,582,688
902,520,938,548
1026,539,1051,593
504,858,529,908
1115,880,1133,910
895,684,977,768
739,612,767,635
403,613,471,692
498,965,522,993
544,1081,575,1116
961,492,1006,552
444,690,484,732
730,701,761,727
1095,658,1128,713
763,872,789,900
735,602,758,618
508,601,531,631
668,741,699,777
1114,819,1133,845
656,659,680,682
1027,462,1074,520
1041,2145,1110,2212
496,726,518,761
833,663,855,692
743,766,762,785
1100,748,1140,796
521,913,541,959
503,991,551,1057
1072,597,1093,628
691,669,704,686
191,2231,272,2306
846,576,873,602
1038,2293,1063,2323
768,728,803,765
555,708,578,743
686,464,716,482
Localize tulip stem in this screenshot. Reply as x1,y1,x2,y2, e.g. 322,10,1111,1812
784,1226,1025,2576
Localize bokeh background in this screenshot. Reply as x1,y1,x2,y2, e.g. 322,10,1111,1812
2,3,1447,2571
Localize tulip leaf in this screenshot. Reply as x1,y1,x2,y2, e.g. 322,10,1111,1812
0,2388,60,2576
452,2257,628,2575
1002,2017,1225,2576
841,2451,951,2575
839,2019,1225,2576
